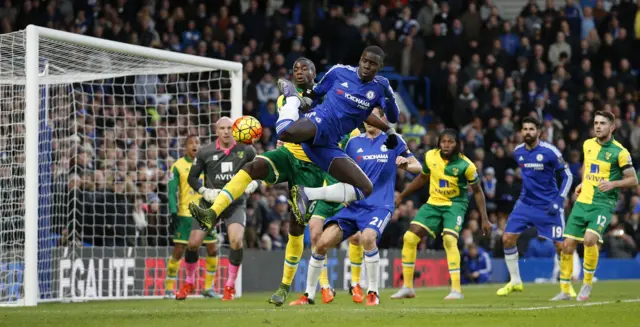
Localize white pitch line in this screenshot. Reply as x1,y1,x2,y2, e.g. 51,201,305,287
13,299,640,315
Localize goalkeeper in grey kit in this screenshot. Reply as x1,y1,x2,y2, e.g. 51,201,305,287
177,117,259,301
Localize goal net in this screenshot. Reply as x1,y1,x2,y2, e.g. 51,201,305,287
0,26,243,306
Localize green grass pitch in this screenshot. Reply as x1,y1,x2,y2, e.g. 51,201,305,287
2,280,639,327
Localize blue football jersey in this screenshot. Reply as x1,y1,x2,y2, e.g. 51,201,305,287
311,65,398,138
344,132,412,210
514,141,570,206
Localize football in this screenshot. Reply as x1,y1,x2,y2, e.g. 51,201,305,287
232,115,263,144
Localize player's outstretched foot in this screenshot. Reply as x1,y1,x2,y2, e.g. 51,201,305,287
289,293,315,306
269,284,290,307
289,185,310,224
202,289,221,299
576,285,592,301
496,282,524,296
444,290,464,300
163,290,175,299
321,287,335,304
569,284,577,298
366,291,380,306
277,78,306,105
390,286,415,299
188,202,217,233
222,286,236,301
550,292,571,301
350,284,364,303
175,283,195,300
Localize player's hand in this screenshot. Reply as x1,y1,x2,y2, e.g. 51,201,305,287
384,128,403,149
574,183,582,196
481,218,492,236
245,180,259,195
598,180,616,192
202,188,221,202
396,156,409,170
547,196,564,216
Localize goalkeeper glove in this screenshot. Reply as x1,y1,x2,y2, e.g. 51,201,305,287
384,128,404,149
199,187,220,202
245,180,260,195
548,196,565,216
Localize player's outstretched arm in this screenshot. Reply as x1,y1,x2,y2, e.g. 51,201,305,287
396,173,429,206
470,183,492,236
365,112,404,149
381,83,399,124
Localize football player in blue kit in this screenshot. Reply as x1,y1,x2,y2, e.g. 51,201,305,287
496,117,575,296
288,107,422,306
275,46,402,221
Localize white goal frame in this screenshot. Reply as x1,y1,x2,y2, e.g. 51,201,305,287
20,25,243,306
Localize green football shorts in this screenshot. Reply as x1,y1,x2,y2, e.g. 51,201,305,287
411,202,468,238
564,202,612,242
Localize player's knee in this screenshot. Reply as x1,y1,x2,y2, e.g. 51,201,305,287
562,238,577,253
443,233,458,249
349,233,361,246
583,235,599,247
359,230,377,249
554,241,564,254
403,231,420,247
246,159,267,180
229,237,244,250
206,244,218,257
502,233,518,248
186,241,199,252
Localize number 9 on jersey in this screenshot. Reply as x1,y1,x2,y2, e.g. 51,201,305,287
232,115,263,144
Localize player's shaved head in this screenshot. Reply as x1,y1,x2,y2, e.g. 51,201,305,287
216,116,234,126
294,57,316,75
216,116,234,147
363,46,385,62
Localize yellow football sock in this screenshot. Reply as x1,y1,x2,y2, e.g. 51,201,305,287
319,256,330,288
165,256,180,291
349,243,364,285
559,252,574,294
583,245,599,285
443,234,461,293
211,170,252,215
281,234,304,287
204,256,218,290
401,231,421,289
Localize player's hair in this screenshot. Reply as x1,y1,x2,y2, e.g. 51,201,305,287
521,116,540,129
294,57,316,75
438,128,461,155
185,134,199,144
363,45,386,62
594,110,615,123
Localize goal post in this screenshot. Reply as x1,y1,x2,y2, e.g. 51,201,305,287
2,25,243,306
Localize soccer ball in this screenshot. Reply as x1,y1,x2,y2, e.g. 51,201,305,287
232,116,263,144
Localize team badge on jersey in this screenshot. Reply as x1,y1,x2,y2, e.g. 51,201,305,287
453,168,459,176
536,154,543,162
380,144,388,152
238,151,244,159
366,90,375,100
213,155,219,161
605,152,611,160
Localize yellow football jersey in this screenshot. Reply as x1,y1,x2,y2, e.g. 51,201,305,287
168,157,204,217
422,149,478,206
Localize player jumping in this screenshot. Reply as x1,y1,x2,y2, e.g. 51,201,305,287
552,111,637,301
276,46,401,220
165,135,220,299
496,117,575,297
289,107,422,306
392,129,492,300
178,117,257,301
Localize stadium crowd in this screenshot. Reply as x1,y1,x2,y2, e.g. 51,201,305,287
2,0,640,262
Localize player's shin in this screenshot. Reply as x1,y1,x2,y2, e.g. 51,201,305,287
319,255,331,289
282,234,304,288
165,255,180,291
583,244,599,286
276,97,301,138
560,252,574,294
212,169,253,215
225,248,243,288
184,249,199,285
443,234,462,293
504,246,521,285
304,183,364,203
364,248,380,294
349,243,364,285
401,231,421,289
305,253,326,300
204,256,218,290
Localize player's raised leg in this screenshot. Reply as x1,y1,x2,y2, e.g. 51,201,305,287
348,233,365,303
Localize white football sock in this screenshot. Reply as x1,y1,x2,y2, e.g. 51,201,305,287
305,253,325,300
504,246,521,285
304,183,358,203
364,248,380,294
276,96,301,123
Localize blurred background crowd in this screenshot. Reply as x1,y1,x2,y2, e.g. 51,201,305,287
1,0,639,263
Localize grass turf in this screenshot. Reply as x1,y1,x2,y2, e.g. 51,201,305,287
2,280,639,327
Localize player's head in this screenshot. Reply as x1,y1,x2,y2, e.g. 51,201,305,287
293,57,316,87
358,46,385,82
216,116,234,146
185,134,200,159
438,129,461,159
364,107,385,135
594,110,615,141
520,116,540,146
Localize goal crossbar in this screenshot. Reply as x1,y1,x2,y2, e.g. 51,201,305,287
18,25,243,306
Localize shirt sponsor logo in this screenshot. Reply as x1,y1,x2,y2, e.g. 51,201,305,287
522,163,544,170
357,153,388,163
344,93,371,110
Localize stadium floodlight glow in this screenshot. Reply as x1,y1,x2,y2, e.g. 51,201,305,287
0,25,242,306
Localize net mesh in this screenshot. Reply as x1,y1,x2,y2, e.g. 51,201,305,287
0,30,236,304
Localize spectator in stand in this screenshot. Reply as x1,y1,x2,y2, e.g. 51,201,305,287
461,243,492,284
